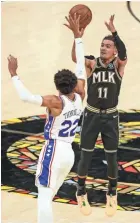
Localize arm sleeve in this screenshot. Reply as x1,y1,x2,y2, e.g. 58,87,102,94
112,31,127,61
74,38,86,80
12,76,43,105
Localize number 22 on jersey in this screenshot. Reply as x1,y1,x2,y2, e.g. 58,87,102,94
58,119,79,137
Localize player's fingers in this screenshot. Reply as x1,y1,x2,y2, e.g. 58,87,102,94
11,56,16,62
65,16,70,23
16,59,18,66
11,56,17,63
105,21,109,27
112,14,115,21
76,15,80,23
105,21,110,29
9,54,15,60
74,13,77,22
63,24,72,30
80,28,84,35
109,17,112,23
76,15,80,29
69,14,75,24
111,15,114,22
8,54,12,60
77,22,80,32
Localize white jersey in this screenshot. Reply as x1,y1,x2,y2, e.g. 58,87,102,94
44,93,83,143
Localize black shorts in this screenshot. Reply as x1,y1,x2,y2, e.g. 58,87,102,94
80,108,119,151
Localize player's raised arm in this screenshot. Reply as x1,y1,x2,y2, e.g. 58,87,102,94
7,55,62,110
105,15,127,76
64,14,86,100
64,13,96,78
74,36,85,101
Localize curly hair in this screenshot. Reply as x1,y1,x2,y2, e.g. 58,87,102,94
54,69,77,95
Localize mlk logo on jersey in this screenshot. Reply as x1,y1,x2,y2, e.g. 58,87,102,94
92,71,116,84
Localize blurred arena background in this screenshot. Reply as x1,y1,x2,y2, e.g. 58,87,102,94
1,1,140,223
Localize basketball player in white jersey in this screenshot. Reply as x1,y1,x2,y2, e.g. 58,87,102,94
8,15,86,223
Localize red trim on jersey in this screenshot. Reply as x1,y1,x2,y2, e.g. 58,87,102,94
35,140,49,184
47,140,56,187
49,117,55,138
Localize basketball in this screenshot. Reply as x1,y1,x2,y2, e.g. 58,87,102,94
69,4,92,29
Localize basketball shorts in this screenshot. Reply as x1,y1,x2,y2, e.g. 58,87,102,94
80,108,119,152
35,139,74,193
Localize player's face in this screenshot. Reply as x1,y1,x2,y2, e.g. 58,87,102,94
100,40,117,60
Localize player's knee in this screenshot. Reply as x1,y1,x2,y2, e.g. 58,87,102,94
105,150,118,178
105,149,117,165
78,159,88,173
77,150,93,176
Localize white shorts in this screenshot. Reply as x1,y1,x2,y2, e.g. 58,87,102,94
35,139,74,193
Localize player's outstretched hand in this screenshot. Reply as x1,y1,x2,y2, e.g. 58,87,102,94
64,13,84,38
7,55,18,77
105,14,116,33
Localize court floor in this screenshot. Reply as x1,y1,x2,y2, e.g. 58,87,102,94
1,1,140,222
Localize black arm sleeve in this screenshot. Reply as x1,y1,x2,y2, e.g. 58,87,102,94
112,31,127,61
85,55,95,60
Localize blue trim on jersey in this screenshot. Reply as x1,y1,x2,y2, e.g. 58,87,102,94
38,139,55,186
44,116,54,140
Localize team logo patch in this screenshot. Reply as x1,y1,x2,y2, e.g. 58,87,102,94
108,63,114,69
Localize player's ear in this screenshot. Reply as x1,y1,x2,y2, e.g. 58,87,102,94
114,47,117,55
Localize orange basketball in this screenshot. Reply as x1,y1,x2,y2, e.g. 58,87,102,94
69,4,92,29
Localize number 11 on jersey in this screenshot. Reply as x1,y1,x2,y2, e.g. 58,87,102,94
98,87,108,99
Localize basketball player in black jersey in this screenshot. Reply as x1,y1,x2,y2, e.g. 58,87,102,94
65,14,127,216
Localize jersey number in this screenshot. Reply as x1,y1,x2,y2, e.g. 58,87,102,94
58,119,79,137
98,87,108,99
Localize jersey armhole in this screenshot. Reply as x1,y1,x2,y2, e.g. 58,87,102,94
87,58,97,79
59,96,65,109
113,60,122,81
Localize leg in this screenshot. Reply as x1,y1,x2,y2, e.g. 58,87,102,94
53,150,75,197
53,171,66,197
76,150,94,216
101,111,119,216
36,139,62,222
77,150,93,195
76,109,101,215
38,186,53,223
105,151,118,195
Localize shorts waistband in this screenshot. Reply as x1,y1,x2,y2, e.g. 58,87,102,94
86,104,117,114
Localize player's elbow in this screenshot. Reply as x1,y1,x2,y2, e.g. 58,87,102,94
19,94,29,102
81,90,85,100
19,94,34,103
79,90,85,101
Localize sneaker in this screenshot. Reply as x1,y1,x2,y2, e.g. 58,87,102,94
76,193,92,216
105,194,117,217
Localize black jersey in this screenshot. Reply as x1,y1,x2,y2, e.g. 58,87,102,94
87,57,122,109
